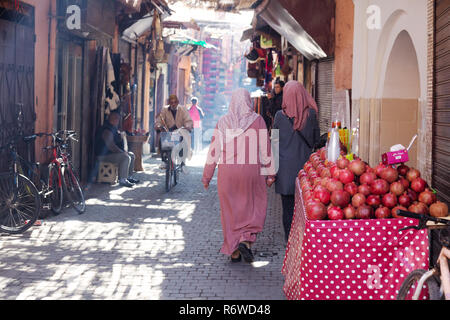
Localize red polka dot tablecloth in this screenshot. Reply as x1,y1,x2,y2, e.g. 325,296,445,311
282,178,430,300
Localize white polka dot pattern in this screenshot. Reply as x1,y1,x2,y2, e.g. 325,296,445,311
282,178,430,300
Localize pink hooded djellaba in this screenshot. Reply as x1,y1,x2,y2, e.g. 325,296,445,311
202,89,275,256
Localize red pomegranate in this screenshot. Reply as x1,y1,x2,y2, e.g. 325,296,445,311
366,195,381,207
337,157,350,169
398,193,412,207
429,201,449,218
406,168,421,182
339,169,355,185
380,167,399,183
375,163,388,177
411,178,427,193
357,184,371,196
331,167,341,180
356,205,374,219
326,179,344,193
344,182,358,196
370,179,390,195
352,193,366,207
327,206,344,220
343,205,357,219
306,201,328,220
348,160,366,176
399,177,410,189
320,168,331,178
390,181,405,196
330,190,351,208
408,202,428,215
360,172,377,185
381,193,398,209
418,189,436,206
375,206,391,219
406,189,418,202
314,188,331,205
397,164,409,176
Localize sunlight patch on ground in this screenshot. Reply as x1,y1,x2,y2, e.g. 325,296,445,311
251,261,271,268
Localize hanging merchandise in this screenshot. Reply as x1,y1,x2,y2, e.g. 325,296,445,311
104,51,120,115
247,62,259,78
245,48,259,63
275,64,282,77
256,78,265,87
260,34,273,49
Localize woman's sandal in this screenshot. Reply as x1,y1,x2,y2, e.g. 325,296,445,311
238,242,254,263
231,254,241,263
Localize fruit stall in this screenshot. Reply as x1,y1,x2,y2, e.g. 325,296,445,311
282,145,449,300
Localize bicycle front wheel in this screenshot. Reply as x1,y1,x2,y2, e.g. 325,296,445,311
396,269,443,300
62,166,86,214
0,173,41,234
48,163,63,215
165,160,173,192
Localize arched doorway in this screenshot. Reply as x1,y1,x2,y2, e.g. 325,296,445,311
380,30,420,169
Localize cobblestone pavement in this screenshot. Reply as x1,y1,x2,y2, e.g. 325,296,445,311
0,151,287,300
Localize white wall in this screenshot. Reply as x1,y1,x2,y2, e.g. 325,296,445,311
351,0,428,100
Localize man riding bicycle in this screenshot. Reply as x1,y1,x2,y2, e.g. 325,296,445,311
155,94,193,169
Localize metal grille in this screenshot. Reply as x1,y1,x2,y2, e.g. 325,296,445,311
0,5,35,171
432,0,450,203
316,58,334,135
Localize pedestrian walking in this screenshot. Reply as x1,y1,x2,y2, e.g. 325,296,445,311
267,79,285,120
202,88,275,263
272,81,320,242
188,97,205,154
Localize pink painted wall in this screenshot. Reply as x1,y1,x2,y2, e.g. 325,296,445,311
335,0,354,90
21,0,57,162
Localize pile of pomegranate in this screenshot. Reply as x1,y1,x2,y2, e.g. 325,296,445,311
300,148,449,221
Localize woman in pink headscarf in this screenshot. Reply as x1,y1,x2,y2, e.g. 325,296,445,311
202,88,275,263
272,81,320,242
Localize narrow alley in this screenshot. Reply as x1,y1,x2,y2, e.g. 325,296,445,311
0,151,286,300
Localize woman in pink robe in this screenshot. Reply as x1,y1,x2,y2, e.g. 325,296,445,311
202,89,275,263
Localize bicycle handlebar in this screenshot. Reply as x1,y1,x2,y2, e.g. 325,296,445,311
397,210,450,232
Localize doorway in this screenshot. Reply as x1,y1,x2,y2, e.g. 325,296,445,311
55,38,83,174
380,30,420,169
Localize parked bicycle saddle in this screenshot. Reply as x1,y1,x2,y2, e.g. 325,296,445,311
23,135,38,143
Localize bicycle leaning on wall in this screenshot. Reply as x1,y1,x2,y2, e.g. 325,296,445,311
396,210,450,300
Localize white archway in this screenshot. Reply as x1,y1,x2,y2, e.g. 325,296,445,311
379,30,420,168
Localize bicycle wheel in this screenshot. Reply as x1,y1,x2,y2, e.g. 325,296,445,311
0,173,41,234
174,165,179,186
48,163,63,215
165,159,172,192
62,166,86,214
396,269,443,300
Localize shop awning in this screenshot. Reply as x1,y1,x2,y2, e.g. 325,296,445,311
170,37,218,50
241,28,254,42
120,0,172,43
118,0,143,13
255,0,327,60
122,13,154,42
236,0,261,10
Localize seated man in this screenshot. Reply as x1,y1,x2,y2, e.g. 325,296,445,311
95,110,139,188
155,94,193,169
